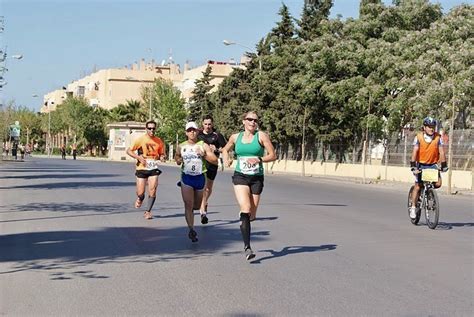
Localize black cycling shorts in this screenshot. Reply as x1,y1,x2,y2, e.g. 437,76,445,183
205,162,218,181
135,169,162,179
232,172,264,195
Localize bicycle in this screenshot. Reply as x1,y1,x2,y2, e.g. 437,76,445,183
407,166,443,229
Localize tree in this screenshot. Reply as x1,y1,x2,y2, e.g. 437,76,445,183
188,65,215,122
297,0,333,41
148,78,187,144
109,99,147,122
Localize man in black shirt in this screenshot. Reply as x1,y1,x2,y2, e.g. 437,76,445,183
197,115,227,224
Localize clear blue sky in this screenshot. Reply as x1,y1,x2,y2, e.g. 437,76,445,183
1,0,469,111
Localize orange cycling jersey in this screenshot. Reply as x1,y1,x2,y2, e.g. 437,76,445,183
416,132,440,164
130,134,165,170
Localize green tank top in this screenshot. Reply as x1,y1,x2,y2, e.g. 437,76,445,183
180,140,207,175
235,131,264,176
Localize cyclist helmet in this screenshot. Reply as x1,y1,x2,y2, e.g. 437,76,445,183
422,117,437,127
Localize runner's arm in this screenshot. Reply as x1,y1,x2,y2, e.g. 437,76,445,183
174,145,182,165
259,132,277,163
222,134,237,168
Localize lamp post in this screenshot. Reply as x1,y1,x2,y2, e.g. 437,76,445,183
362,92,372,184
223,39,262,73
33,94,51,157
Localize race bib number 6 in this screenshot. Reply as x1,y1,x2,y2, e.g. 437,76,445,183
239,156,259,175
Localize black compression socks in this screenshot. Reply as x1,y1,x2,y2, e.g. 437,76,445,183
138,194,145,202
146,196,156,211
240,212,251,249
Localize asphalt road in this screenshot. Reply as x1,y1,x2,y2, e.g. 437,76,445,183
1,157,472,316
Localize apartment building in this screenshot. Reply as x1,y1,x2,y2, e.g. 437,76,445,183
40,59,244,113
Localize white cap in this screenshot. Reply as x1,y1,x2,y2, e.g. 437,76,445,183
185,121,198,130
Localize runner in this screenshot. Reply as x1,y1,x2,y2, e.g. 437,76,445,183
175,121,218,242
222,111,276,260
126,120,166,220
197,115,227,224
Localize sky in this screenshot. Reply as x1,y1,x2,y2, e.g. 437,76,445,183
0,0,469,111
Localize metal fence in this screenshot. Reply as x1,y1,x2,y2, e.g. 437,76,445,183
275,129,472,171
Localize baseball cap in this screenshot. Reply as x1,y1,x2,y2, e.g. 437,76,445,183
185,121,198,130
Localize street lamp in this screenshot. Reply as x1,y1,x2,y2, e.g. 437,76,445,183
33,94,52,157
223,39,262,72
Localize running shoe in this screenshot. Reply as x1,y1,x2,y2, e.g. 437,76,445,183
245,247,255,261
188,229,198,242
201,213,209,224
409,206,417,219
143,211,153,220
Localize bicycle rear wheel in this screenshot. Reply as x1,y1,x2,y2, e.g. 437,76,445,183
408,185,421,225
425,188,439,229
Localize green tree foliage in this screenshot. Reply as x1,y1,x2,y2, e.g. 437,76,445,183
298,0,333,40
213,1,472,162
109,99,147,122
146,78,187,144
188,65,215,122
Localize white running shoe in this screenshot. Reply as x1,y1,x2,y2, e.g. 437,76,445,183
409,206,417,219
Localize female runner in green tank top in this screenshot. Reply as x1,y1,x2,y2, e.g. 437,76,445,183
222,111,276,260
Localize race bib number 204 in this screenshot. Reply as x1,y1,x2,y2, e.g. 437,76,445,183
239,156,260,175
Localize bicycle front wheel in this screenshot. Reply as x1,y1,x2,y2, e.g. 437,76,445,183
425,188,439,229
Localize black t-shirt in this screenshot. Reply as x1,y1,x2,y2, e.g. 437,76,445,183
198,130,227,156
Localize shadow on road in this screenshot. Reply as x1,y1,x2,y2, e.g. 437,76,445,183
0,173,119,180
250,244,337,264
0,181,135,190
0,168,88,173
431,222,474,230
0,224,265,279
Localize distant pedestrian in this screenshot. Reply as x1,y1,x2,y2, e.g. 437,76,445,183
222,111,276,260
175,121,218,242
126,120,166,220
19,144,25,160
60,145,66,159
71,143,77,160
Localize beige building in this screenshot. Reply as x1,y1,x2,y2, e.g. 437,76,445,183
40,59,244,113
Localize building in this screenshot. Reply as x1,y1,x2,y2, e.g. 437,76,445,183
40,59,244,113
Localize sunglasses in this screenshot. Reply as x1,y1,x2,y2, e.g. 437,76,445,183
245,118,259,123
186,128,197,132
146,127,156,131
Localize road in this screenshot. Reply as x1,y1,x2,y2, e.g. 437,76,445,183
1,158,472,316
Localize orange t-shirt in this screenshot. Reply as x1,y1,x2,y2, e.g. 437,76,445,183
416,132,440,164
130,134,165,170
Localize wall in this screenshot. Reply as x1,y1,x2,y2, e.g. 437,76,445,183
264,159,472,190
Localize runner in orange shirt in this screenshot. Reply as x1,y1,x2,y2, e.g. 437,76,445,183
126,120,166,220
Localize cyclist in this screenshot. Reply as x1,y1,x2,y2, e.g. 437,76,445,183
409,117,448,219
126,120,166,220
197,115,227,224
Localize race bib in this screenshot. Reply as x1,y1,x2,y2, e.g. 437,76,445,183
239,156,260,175
421,169,438,182
183,158,203,176
145,159,159,170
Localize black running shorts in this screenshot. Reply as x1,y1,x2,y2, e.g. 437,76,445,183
135,169,162,179
232,172,264,195
205,162,218,181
